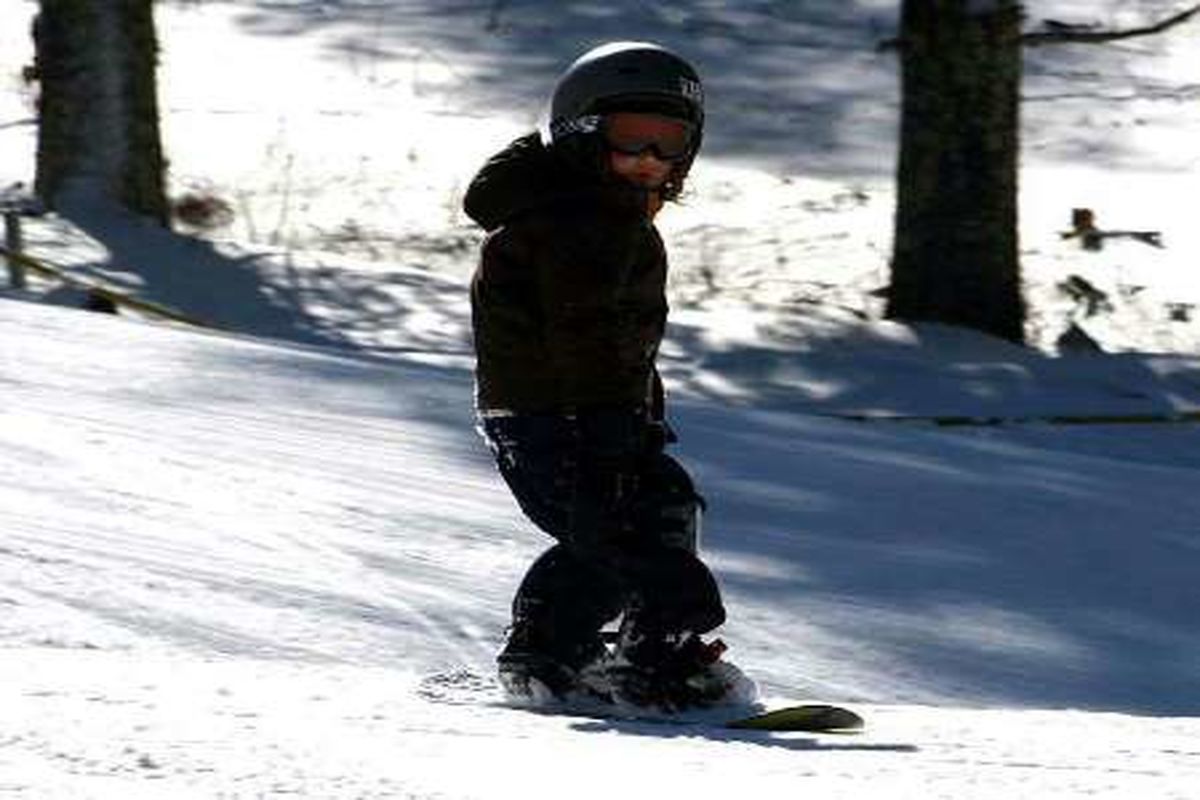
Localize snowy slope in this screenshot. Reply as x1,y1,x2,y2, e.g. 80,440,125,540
6,649,1198,799
4,296,1200,797
3,0,1200,795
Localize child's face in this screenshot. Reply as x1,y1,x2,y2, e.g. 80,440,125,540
601,112,693,191
608,149,673,190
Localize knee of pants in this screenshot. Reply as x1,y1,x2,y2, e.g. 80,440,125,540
512,544,626,629
654,496,703,553
484,417,578,540
628,548,726,635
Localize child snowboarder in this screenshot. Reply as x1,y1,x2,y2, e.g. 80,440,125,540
464,41,750,711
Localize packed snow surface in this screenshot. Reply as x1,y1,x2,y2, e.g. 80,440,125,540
3,288,1199,798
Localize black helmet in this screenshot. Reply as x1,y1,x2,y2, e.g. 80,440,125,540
544,41,704,157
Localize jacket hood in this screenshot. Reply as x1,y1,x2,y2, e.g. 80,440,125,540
463,133,648,232
462,134,568,232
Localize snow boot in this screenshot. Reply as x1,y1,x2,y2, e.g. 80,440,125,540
496,617,607,703
607,622,756,712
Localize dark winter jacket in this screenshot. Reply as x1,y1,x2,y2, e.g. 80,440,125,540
465,133,669,416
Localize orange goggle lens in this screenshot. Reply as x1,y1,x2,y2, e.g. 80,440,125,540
602,113,694,162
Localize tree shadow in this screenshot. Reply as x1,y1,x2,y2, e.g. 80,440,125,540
52,201,479,362
56,202,334,346
669,376,1200,715
226,0,903,178
214,0,1197,179
661,310,1200,422
1022,24,1199,169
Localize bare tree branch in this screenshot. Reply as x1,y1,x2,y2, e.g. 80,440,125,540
1023,3,1200,46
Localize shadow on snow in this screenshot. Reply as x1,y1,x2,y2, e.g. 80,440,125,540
216,0,1191,177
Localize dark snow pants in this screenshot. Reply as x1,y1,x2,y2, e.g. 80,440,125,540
481,411,726,649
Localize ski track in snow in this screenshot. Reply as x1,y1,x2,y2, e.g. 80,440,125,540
0,308,513,675
2,650,1198,799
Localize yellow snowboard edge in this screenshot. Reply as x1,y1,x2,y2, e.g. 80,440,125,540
725,703,865,732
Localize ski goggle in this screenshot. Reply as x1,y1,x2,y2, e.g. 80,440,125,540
602,112,695,162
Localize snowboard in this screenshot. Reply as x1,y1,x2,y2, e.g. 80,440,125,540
550,699,865,733
505,694,864,733
418,669,864,733
723,703,864,732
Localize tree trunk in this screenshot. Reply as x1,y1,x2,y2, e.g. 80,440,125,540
33,0,168,225
888,0,1025,344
